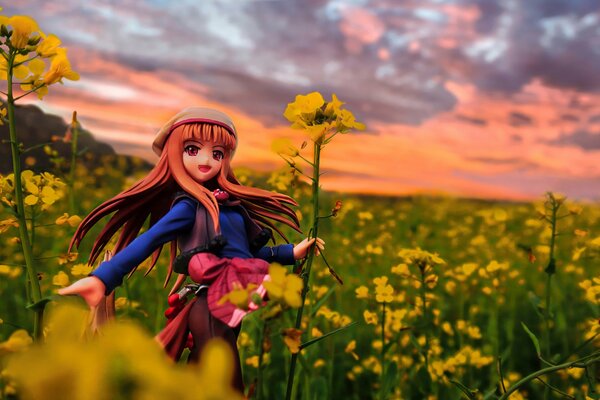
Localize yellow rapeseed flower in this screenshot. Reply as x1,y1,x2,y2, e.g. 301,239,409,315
0,217,18,233
282,328,303,354
245,355,259,368
391,263,410,275
0,329,33,354
42,48,79,85
263,263,304,308
0,15,42,49
355,285,369,299
52,271,70,287
373,276,395,302
345,340,359,360
283,92,325,126
36,34,61,57
363,310,378,325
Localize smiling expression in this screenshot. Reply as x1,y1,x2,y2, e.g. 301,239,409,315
182,139,225,184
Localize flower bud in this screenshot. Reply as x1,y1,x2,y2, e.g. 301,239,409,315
27,35,41,46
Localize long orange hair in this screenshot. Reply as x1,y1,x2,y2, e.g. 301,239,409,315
70,122,301,286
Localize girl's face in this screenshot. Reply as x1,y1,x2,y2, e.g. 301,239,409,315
182,139,225,184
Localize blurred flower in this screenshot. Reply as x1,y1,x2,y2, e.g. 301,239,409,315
264,263,303,308
0,329,32,354
218,282,259,310
245,355,259,368
6,303,243,400
57,252,78,265
345,340,359,360
282,328,303,354
391,263,410,276
311,327,323,338
0,217,18,233
55,213,82,227
363,310,378,325
52,271,69,287
373,276,394,303
355,285,369,299
271,137,299,157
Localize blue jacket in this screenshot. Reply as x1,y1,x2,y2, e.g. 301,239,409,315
92,196,295,294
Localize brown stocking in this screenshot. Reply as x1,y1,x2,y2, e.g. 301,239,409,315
188,291,244,393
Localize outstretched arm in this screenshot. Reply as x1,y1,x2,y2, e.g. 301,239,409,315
60,198,197,299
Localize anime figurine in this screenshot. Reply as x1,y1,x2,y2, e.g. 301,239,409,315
59,107,324,392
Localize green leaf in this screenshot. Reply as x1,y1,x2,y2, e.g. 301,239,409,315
521,322,541,357
26,296,55,312
300,321,357,350
449,379,479,400
527,291,545,319
380,360,398,398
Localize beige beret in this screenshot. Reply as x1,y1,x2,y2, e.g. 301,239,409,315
152,107,238,156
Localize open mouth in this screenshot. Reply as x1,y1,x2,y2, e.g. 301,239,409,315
198,166,211,173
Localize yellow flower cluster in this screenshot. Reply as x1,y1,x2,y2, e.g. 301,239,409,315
218,282,260,310
373,276,394,303
0,171,65,210
3,304,242,400
579,278,600,305
283,92,365,142
0,264,22,279
316,305,352,328
263,263,303,308
397,247,446,268
427,346,494,381
0,14,79,99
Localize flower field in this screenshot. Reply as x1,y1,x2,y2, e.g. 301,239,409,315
1,159,599,399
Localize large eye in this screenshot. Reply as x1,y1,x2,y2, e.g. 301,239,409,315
184,145,199,156
213,150,224,161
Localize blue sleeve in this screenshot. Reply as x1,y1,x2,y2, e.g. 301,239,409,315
91,198,196,294
253,243,296,265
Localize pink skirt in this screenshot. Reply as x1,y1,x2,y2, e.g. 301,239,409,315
188,253,269,327
155,253,270,361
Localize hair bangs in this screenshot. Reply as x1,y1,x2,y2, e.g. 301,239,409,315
180,123,236,151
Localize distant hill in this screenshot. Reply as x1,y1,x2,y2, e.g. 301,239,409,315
0,105,152,174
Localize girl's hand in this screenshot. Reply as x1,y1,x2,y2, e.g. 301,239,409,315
58,276,106,309
293,237,325,260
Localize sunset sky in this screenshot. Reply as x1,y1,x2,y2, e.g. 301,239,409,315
4,1,600,201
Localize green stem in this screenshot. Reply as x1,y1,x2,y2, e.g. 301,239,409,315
6,50,44,339
544,194,559,399
286,139,322,400
379,302,386,400
68,112,79,213
420,265,429,370
498,353,600,400
256,320,267,400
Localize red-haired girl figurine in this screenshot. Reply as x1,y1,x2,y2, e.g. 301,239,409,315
59,107,324,392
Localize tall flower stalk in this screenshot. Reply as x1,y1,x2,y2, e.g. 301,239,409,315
0,14,79,338
277,92,364,399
